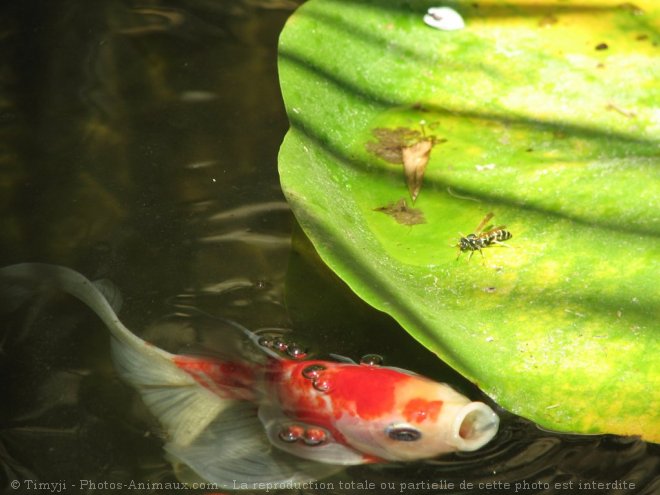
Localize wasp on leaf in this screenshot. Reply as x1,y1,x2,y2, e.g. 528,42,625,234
455,212,512,261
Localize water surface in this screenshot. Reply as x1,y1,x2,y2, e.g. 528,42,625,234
0,1,657,494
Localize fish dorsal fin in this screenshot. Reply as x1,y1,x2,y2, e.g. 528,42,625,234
328,353,356,364
166,402,343,487
382,365,419,377
258,406,367,466
111,338,225,447
170,309,283,363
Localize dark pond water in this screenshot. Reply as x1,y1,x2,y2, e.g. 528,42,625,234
0,1,658,494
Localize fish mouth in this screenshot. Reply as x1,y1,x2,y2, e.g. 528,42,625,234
450,402,500,451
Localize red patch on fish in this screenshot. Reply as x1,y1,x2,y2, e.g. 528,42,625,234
326,366,410,420
173,355,255,399
403,398,443,423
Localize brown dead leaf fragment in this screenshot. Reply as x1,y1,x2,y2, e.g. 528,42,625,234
366,126,444,202
402,139,433,202
605,102,636,118
538,14,558,27
365,127,423,164
374,198,426,226
618,3,644,15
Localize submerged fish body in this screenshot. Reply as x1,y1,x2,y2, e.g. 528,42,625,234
263,359,499,463
1,264,500,486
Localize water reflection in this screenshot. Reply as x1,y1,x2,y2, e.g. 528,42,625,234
0,0,658,494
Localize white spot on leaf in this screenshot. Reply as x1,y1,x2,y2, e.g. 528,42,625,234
423,7,465,31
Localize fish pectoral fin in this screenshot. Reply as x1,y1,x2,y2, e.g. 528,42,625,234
166,402,343,487
258,406,368,466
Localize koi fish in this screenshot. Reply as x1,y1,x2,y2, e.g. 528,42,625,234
1,263,499,487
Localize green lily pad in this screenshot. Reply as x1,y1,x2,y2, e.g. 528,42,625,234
278,0,660,440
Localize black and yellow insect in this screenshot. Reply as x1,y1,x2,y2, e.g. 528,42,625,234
456,212,512,261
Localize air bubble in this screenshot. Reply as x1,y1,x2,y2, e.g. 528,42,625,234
286,344,307,360
273,338,288,352
258,336,274,348
313,377,332,392
302,364,325,380
303,428,327,446
279,425,304,443
360,354,384,366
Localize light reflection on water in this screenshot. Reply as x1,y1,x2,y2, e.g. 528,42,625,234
0,1,658,494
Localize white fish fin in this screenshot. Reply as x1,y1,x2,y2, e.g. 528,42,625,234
328,353,356,364
0,272,39,313
111,337,226,447
0,264,226,446
92,279,123,314
382,365,420,377
169,309,283,362
166,402,343,486
258,406,367,466
0,264,165,359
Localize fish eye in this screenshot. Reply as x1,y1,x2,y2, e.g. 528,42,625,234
386,425,422,442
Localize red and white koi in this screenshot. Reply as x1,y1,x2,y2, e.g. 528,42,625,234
1,264,500,487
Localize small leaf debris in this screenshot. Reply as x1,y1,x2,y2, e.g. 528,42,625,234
538,14,558,27
618,3,645,15
605,102,636,118
374,198,426,226
366,127,421,164
366,126,445,202
402,139,433,202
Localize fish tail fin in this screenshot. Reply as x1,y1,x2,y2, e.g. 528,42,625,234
110,333,228,446
0,263,152,352
0,263,227,445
